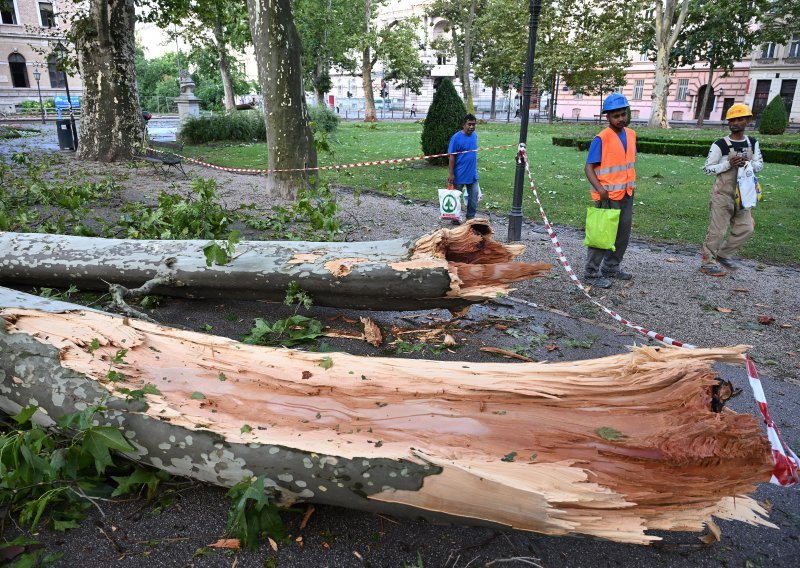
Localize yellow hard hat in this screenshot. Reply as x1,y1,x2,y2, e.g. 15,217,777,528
726,103,753,120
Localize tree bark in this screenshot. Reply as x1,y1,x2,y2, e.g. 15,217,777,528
0,221,552,311
490,82,497,120
648,0,690,128
362,0,377,122
460,0,477,113
74,0,144,161
0,288,775,544
212,11,237,113
246,0,317,198
696,62,715,127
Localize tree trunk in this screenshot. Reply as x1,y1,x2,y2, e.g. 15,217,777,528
362,0,377,122
647,0,690,129
212,13,237,113
490,81,497,120
0,221,552,311
246,0,317,199
696,63,715,128
0,288,775,544
315,59,326,107
74,0,144,161
460,0,478,113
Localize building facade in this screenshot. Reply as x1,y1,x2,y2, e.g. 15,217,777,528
744,35,800,124
0,0,81,114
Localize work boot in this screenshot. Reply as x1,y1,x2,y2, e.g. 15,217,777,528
717,257,740,270
584,276,612,289
602,270,633,280
699,264,727,277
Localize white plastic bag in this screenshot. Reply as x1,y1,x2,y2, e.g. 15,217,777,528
461,186,483,205
439,188,462,220
737,162,758,209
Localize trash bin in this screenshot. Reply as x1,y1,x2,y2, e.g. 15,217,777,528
56,119,75,150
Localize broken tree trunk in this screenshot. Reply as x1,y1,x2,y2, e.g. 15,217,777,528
0,288,775,544
0,220,551,311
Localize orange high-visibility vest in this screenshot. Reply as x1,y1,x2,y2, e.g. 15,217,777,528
590,127,637,201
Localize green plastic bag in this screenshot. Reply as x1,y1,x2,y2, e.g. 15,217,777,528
583,206,620,251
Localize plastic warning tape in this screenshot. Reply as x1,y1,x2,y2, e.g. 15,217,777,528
519,145,799,487
145,144,516,175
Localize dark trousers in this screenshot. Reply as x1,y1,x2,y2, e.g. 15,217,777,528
584,192,633,277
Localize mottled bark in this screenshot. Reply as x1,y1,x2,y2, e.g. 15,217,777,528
74,0,144,161
0,288,775,544
460,0,477,113
212,13,237,113
246,0,317,198
0,221,552,311
648,0,690,128
489,82,497,120
362,0,377,122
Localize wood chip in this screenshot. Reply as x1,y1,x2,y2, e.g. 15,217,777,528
665,257,680,263
757,315,775,325
299,504,316,530
780,323,793,329
698,519,721,544
360,317,383,347
442,334,456,347
716,307,733,313
268,537,278,552
732,288,750,293
480,347,534,362
208,538,240,549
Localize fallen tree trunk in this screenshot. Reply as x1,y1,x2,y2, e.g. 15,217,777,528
0,288,775,544
0,220,551,311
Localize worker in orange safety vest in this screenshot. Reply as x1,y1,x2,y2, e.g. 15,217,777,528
583,93,637,289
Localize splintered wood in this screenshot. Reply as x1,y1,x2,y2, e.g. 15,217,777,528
0,300,775,545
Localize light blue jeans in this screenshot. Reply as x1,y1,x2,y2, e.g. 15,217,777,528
455,181,480,219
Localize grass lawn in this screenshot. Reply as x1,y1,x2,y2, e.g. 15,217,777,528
182,121,800,265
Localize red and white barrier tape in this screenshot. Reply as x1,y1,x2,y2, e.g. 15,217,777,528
518,145,798,487
145,144,515,175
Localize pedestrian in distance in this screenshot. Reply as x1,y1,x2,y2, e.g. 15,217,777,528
448,114,480,226
410,103,417,117
583,93,637,289
699,103,764,276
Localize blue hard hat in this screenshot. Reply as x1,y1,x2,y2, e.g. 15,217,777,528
601,93,630,113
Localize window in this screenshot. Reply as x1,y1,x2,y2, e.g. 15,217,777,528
1,0,19,24
614,85,625,94
633,79,644,100
671,111,684,121
436,55,448,65
676,78,689,101
761,43,776,59
47,56,65,88
574,91,583,100
789,34,800,58
38,2,54,28
9,53,29,88
639,52,649,62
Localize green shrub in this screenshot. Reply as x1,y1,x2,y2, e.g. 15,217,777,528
180,111,266,144
307,105,340,134
551,137,577,147
759,96,789,135
421,78,467,165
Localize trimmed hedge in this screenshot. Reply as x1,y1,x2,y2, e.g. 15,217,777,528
636,135,800,151
421,78,468,166
180,111,266,144
551,136,800,165
759,96,789,135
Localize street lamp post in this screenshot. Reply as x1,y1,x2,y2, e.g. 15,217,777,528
508,0,542,242
52,41,78,150
32,68,45,124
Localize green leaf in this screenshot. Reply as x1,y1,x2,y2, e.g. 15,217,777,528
82,426,135,475
53,519,80,531
218,372,227,381
111,467,162,499
12,405,38,425
203,242,230,267
240,424,252,434
501,451,517,462
88,338,101,353
319,356,334,370
191,391,206,400
107,370,125,382
595,427,624,441
111,349,128,364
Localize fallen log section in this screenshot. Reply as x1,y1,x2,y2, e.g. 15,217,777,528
0,220,551,311
0,288,775,545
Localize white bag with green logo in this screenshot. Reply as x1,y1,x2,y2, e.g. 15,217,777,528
438,187,462,221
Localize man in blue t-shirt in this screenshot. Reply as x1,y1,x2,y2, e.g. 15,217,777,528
448,114,479,225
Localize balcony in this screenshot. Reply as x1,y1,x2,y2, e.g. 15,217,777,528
430,64,456,77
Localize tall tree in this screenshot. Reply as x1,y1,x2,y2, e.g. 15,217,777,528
295,0,361,106
141,0,251,113
473,0,527,119
71,0,145,161
246,0,317,198
426,0,485,113
647,0,691,128
672,0,768,127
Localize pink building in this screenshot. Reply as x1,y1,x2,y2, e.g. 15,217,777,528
554,55,751,124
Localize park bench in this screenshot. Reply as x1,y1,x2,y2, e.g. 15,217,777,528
133,140,188,179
